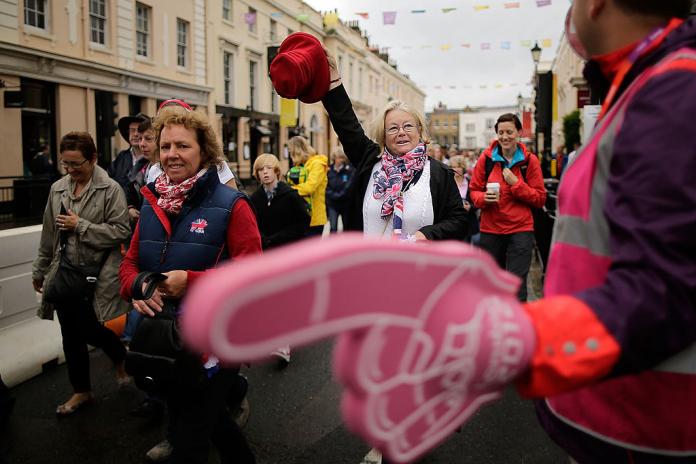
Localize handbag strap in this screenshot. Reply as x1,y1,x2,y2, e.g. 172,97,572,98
132,272,168,300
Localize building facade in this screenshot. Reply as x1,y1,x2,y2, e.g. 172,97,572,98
550,33,587,151
426,102,459,148
0,0,211,179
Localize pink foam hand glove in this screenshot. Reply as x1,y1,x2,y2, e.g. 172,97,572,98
180,234,536,463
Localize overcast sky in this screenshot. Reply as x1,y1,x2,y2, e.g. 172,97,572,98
304,0,571,110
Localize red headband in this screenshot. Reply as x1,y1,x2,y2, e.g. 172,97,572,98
157,99,193,113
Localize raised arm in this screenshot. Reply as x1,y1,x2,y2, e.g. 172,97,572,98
322,54,380,169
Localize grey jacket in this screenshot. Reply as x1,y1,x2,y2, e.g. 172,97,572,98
32,165,131,322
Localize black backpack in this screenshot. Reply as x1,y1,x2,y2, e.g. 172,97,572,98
483,157,554,271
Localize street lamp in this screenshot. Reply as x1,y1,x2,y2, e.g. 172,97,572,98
531,42,542,154
531,42,542,67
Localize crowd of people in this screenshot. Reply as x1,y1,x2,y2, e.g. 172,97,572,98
23,89,545,462
14,1,696,463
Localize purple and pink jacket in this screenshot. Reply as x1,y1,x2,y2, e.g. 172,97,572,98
515,17,696,460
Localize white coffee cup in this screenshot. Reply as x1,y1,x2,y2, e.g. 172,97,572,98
486,182,500,193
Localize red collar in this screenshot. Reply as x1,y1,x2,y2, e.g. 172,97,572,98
592,40,640,81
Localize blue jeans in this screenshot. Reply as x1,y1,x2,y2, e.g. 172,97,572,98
121,309,144,342
327,206,343,233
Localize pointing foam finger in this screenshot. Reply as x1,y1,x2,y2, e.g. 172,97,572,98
180,234,517,364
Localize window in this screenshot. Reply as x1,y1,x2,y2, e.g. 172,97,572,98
465,137,476,148
485,118,494,130
271,89,277,113
247,7,256,33
358,66,363,100
443,121,448,127
349,62,353,94
434,120,439,127
176,19,189,68
222,0,231,21
24,0,47,29
223,52,234,105
466,123,475,133
135,2,151,57
249,61,258,110
270,19,277,42
338,55,343,78
309,115,319,148
89,0,107,44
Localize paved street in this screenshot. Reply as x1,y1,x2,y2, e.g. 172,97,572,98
1,339,566,464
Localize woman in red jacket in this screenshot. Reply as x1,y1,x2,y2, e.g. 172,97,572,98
469,113,546,301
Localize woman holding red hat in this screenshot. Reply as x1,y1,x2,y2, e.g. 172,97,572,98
270,33,466,240
321,56,466,240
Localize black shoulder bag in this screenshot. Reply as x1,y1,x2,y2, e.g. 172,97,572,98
43,229,110,305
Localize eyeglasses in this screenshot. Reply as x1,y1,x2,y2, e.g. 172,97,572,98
60,159,89,169
386,123,417,135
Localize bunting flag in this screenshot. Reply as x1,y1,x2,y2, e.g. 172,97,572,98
520,39,532,47
434,85,442,89
449,85,457,89
440,44,452,51
480,42,491,50
501,41,511,50
421,45,432,49
460,43,471,48
411,9,426,14
442,8,457,13
244,12,256,25
355,12,369,19
270,12,283,18
296,13,309,23
383,11,397,25
474,5,490,11
504,2,521,8
280,98,297,128
536,0,552,6
323,11,339,28
542,38,553,48
495,83,504,88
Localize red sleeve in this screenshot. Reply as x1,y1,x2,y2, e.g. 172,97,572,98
515,295,621,398
119,222,141,301
469,154,489,209
187,199,262,286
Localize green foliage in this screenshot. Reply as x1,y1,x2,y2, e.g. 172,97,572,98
562,110,581,152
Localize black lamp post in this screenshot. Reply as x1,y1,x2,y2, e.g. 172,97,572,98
531,42,542,153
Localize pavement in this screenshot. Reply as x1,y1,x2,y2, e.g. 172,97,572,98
1,337,566,464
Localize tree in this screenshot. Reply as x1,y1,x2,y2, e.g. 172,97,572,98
562,110,581,152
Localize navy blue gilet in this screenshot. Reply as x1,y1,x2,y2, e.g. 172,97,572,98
138,169,244,273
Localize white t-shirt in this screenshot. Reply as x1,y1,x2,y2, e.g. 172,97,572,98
146,161,235,184
363,161,434,239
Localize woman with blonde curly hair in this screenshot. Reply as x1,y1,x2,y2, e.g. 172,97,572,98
119,100,259,464
286,135,328,236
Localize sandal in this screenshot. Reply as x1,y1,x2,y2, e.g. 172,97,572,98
56,395,92,417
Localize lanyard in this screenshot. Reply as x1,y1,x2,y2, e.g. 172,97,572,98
598,18,683,121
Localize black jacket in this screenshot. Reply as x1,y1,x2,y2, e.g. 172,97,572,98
326,164,355,211
108,148,135,193
250,181,310,249
322,85,467,240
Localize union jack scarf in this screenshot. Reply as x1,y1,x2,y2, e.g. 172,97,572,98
372,143,427,237
154,168,208,214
